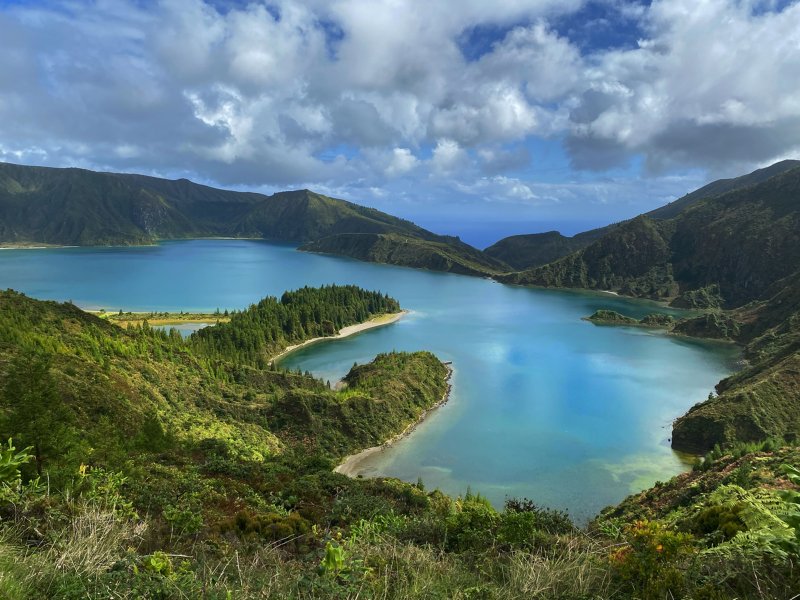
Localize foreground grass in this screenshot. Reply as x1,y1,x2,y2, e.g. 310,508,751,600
1,455,798,600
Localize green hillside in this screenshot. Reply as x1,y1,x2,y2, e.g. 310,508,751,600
301,232,510,276
670,273,800,452
485,160,800,271
499,165,800,308
648,159,800,220
0,162,492,275
1,290,799,598
484,230,588,270
0,286,433,463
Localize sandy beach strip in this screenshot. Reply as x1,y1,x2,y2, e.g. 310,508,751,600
334,363,453,477
0,244,75,250
271,310,408,363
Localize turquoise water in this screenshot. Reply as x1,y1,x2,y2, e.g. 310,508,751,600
0,240,738,521
154,322,214,338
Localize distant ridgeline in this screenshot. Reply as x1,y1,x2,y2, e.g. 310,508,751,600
0,161,509,275
3,159,800,451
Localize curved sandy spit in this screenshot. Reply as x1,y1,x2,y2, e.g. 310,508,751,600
271,310,408,363
334,363,454,477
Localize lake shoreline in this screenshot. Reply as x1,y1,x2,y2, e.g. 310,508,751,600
0,243,77,250
2,240,737,516
272,310,408,363
334,363,454,478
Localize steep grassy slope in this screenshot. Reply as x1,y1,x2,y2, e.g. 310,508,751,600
672,350,800,452
301,232,509,276
499,215,679,298
648,159,800,220
669,274,800,452
598,441,798,548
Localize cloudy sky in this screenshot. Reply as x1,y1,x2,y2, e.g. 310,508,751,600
1,0,799,246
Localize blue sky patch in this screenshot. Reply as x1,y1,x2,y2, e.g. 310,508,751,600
554,0,649,52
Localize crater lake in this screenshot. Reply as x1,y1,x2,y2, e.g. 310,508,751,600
0,239,739,522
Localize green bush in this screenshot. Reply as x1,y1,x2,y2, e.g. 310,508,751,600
217,509,313,551
692,504,746,541
504,498,574,534
445,493,499,552
610,520,695,597
0,439,32,501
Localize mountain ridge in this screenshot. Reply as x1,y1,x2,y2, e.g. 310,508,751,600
485,159,800,270
498,164,800,309
0,161,504,275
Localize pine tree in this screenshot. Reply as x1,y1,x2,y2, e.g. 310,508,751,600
1,352,71,476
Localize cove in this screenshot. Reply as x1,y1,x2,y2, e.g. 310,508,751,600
0,239,739,522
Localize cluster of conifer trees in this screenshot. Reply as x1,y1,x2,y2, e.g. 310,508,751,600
190,285,400,367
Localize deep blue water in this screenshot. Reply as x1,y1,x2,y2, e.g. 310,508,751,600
0,240,738,521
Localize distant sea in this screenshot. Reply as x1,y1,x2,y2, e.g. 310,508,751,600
413,219,610,249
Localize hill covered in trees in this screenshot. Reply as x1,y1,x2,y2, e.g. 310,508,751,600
1,290,799,598
497,164,800,308
484,230,593,271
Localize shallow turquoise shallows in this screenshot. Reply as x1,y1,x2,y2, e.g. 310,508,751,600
0,240,738,522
